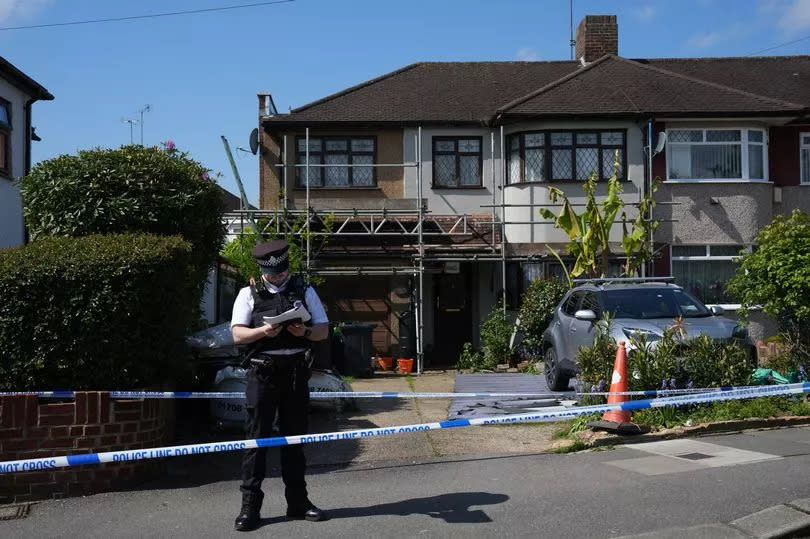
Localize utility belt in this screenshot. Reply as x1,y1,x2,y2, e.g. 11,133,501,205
248,350,311,371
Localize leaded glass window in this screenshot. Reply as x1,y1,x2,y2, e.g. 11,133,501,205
295,136,376,187
432,137,483,188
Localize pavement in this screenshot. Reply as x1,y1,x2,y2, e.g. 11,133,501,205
4,372,810,537
5,427,810,537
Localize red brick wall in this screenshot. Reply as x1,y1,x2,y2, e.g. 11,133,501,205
0,393,174,503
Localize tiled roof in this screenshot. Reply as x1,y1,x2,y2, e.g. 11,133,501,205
263,55,810,126
498,55,805,117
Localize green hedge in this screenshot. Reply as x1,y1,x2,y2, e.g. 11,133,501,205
19,145,225,293
0,234,195,390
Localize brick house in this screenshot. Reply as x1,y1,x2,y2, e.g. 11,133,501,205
252,15,810,370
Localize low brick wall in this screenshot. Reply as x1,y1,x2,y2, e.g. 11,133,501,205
0,392,175,503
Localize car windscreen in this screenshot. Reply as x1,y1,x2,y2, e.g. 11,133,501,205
600,288,711,319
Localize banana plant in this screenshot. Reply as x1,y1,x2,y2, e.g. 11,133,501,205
539,152,658,280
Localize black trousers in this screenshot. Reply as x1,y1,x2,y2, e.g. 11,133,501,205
240,355,310,506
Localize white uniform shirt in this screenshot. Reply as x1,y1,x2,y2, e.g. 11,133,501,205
231,282,328,355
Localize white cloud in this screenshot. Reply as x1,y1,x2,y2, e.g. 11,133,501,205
636,5,657,21
0,0,51,24
778,0,810,34
686,23,751,49
516,47,538,61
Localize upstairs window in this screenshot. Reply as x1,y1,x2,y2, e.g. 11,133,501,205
432,137,483,188
296,137,375,188
507,130,625,183
667,128,767,181
801,133,810,185
0,99,10,177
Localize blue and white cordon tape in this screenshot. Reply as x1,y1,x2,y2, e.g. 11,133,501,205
0,382,807,474
0,384,769,400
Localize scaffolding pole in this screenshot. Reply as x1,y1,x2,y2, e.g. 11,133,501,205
417,126,425,375
499,125,507,319
490,130,496,254
305,128,310,272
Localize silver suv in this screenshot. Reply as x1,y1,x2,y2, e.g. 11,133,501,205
541,278,752,391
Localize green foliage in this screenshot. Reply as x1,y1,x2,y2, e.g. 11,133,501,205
728,210,810,323
578,326,753,393
457,301,513,371
0,234,196,390
220,215,332,286
632,396,810,429
19,144,226,291
517,278,568,350
576,316,617,393
539,153,659,280
480,300,513,369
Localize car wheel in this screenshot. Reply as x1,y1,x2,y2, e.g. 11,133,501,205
544,347,570,392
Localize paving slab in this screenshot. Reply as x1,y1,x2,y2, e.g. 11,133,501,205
620,523,749,538
703,432,810,458
730,504,810,539
787,497,810,514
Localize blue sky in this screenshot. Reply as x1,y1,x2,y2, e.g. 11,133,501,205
2,0,809,205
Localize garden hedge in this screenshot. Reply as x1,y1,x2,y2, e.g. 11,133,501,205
0,234,195,390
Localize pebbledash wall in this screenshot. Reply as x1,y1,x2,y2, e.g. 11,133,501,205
0,392,175,503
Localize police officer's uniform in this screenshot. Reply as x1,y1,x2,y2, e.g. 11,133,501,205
231,240,328,531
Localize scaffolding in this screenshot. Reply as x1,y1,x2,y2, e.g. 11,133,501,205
227,124,667,375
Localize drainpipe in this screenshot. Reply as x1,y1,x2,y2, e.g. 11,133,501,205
644,117,654,278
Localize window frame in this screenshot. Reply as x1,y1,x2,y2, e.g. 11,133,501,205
294,135,377,188
507,129,627,184
431,136,484,189
670,244,752,307
0,98,11,178
665,127,768,182
801,132,810,185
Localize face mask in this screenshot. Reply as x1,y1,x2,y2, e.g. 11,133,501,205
262,273,290,292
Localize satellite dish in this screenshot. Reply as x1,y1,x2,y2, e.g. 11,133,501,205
654,132,667,155
249,128,259,155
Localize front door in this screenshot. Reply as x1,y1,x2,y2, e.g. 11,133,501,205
433,270,472,366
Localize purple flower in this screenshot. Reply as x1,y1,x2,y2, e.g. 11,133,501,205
686,379,695,389
590,385,597,394
201,171,210,181
163,140,176,151
596,379,606,392
661,379,668,390
670,377,677,390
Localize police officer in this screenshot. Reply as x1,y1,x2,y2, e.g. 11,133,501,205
230,239,329,531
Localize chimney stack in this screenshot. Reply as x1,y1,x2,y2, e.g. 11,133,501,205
575,15,618,63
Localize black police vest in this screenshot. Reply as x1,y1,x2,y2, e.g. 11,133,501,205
249,277,312,353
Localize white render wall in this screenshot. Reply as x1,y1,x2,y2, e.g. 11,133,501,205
0,78,33,249
501,120,645,244
403,122,645,244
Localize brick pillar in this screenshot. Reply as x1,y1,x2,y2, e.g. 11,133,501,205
575,15,618,62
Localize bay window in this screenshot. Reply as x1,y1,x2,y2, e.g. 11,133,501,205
296,136,376,188
508,130,626,183
671,245,747,304
667,128,767,181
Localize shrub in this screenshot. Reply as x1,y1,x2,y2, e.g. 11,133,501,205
480,300,513,370
517,278,568,351
576,318,617,393
456,301,512,372
0,234,196,390
19,144,225,291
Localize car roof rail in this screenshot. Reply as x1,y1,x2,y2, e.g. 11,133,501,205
572,276,677,286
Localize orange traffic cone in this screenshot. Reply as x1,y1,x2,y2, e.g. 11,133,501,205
588,341,648,434
602,340,631,424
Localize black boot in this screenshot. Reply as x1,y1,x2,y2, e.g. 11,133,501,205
234,494,263,531
286,499,329,522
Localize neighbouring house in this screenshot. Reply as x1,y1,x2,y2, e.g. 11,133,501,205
249,14,810,369
0,55,53,249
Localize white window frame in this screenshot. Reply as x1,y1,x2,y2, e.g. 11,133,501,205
801,132,810,185
670,244,751,309
665,127,768,183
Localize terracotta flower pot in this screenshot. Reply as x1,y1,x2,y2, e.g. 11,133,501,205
377,356,394,371
397,358,414,373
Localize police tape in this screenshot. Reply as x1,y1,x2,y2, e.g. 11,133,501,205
0,382,808,474
0,385,766,400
